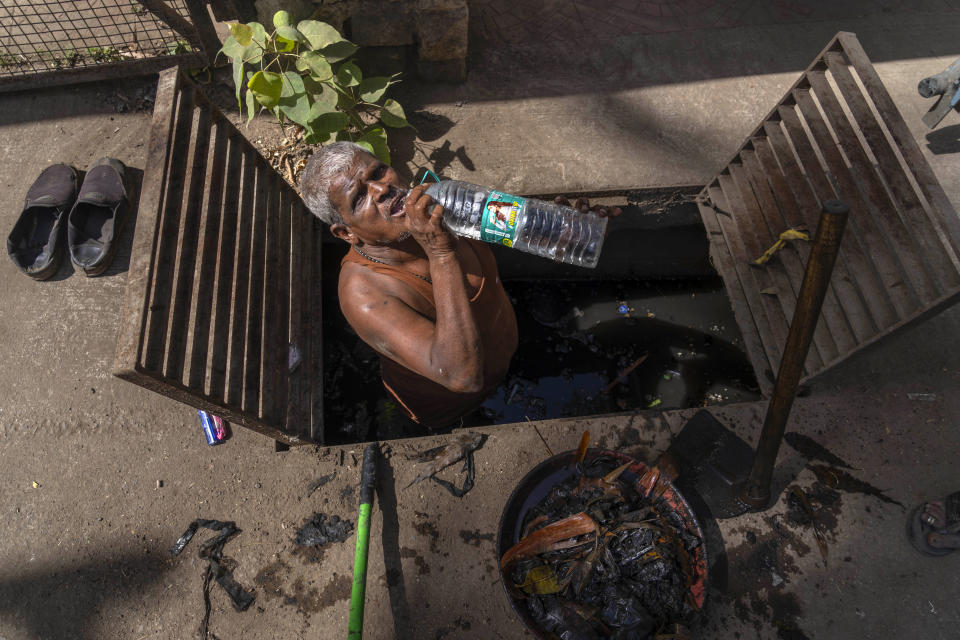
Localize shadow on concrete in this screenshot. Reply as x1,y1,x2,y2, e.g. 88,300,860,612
925,123,960,155
0,74,160,127
401,6,960,105
3,6,957,128
100,166,143,278
376,453,413,640
0,549,168,640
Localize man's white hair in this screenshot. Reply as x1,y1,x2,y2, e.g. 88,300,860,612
300,141,369,226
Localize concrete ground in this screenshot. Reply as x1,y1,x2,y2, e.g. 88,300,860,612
2,2,960,639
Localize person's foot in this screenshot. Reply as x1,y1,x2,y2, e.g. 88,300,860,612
68,157,128,276
7,163,78,280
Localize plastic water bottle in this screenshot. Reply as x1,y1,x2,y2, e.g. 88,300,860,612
423,180,608,268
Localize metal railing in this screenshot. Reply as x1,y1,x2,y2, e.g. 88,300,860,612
0,0,219,91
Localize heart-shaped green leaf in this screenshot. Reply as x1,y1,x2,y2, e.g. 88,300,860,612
280,71,305,98
297,20,342,50
275,36,297,52
229,23,253,46
309,111,349,133
359,127,390,164
358,76,390,103
336,62,362,87
307,82,338,112
278,72,308,125
247,70,283,108
355,140,375,155
251,22,268,47
303,127,334,145
273,10,291,27
379,99,409,128
232,58,244,107
219,34,245,60
321,40,358,63
281,93,311,126
245,89,257,124
275,25,302,44
296,51,332,82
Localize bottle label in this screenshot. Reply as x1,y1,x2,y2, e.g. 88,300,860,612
480,190,525,247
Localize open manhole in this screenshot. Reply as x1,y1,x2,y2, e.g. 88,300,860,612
321,189,762,444
119,32,960,446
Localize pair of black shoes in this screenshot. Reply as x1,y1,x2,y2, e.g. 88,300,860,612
7,158,128,280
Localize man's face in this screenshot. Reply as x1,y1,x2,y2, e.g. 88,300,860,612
329,152,408,245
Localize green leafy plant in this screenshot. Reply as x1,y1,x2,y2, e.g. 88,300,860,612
218,10,409,163
166,39,193,55
85,46,121,63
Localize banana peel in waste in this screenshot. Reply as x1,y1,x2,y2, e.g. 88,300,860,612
752,228,810,265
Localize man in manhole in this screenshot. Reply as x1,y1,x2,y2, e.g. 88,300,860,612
302,142,518,431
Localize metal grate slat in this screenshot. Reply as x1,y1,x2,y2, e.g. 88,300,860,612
697,32,960,393
115,67,324,444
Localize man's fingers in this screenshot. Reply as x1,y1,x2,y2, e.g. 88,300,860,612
574,197,589,212
408,184,427,199
554,195,571,206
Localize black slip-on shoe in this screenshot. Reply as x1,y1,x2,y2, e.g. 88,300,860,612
68,157,128,276
7,163,79,280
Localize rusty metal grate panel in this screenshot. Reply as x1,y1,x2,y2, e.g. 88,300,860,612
697,32,960,395
0,0,217,92
114,67,324,445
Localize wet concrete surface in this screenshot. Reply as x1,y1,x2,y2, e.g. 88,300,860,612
3,3,960,639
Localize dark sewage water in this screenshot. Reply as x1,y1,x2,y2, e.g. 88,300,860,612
321,262,760,444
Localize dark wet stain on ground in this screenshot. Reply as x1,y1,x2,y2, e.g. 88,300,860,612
785,485,842,535
595,423,658,459
291,541,328,565
414,517,442,555
458,530,494,546
340,484,356,503
317,573,352,609
400,547,430,574
282,577,323,614
253,558,290,600
784,432,855,469
808,464,904,508
434,617,472,639
725,518,811,640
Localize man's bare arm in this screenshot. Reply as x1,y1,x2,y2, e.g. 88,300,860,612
340,186,484,393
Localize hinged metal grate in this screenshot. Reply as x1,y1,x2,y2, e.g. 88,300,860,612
696,32,960,395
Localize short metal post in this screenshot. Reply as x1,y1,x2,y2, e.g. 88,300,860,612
739,200,849,510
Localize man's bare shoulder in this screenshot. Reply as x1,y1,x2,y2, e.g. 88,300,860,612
338,260,431,319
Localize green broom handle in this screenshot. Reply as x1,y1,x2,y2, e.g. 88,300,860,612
348,443,378,639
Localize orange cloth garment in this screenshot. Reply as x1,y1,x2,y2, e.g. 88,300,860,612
340,240,518,428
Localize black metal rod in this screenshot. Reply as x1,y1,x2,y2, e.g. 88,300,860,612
739,200,849,509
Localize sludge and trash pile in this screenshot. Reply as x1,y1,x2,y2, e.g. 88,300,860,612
500,453,703,639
